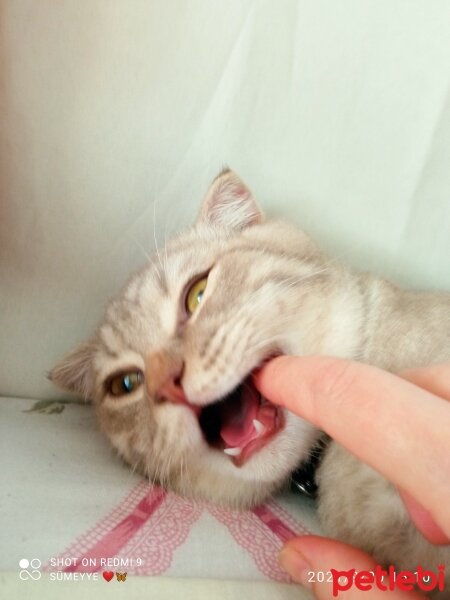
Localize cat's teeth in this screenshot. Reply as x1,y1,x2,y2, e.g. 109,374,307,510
252,419,266,436
223,447,242,456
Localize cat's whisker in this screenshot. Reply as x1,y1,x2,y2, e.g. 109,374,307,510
151,193,165,278
161,459,169,487
178,454,185,493
256,268,331,295
165,451,174,488
162,205,172,275
126,233,153,264
179,454,189,496
152,452,164,490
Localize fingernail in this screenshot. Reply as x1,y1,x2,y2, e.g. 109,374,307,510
399,489,450,545
278,547,312,588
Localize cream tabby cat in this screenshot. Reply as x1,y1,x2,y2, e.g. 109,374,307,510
51,170,450,593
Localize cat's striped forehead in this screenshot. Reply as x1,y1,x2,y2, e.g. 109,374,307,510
95,227,227,361
92,218,324,387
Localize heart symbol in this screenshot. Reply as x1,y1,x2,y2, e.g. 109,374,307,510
103,571,114,582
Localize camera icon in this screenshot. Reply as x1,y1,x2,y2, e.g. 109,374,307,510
19,558,42,581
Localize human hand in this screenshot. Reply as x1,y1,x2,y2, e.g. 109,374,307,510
254,356,450,598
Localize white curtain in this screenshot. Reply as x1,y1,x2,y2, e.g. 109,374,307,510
1,0,449,399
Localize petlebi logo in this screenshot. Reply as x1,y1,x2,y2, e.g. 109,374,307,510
19,558,42,581
331,565,446,596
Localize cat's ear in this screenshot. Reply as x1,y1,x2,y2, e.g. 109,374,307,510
49,341,95,400
197,169,264,230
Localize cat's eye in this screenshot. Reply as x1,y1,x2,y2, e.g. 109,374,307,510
185,277,208,315
107,371,144,397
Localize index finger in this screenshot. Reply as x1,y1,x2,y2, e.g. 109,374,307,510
400,363,450,400
254,355,450,537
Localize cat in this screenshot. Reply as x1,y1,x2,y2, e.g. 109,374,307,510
51,169,450,595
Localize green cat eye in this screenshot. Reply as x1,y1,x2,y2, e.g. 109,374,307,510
185,277,208,315
108,371,143,397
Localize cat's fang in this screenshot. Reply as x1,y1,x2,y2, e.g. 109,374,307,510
223,447,242,456
252,419,266,436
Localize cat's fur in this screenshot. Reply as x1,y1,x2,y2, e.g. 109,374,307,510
52,170,450,593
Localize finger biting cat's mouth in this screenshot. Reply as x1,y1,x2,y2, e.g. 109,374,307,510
197,362,284,467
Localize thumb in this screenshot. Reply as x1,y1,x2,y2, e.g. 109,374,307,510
279,536,423,599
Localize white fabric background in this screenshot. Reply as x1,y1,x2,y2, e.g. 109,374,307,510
1,0,450,400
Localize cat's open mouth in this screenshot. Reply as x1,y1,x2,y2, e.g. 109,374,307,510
198,375,284,467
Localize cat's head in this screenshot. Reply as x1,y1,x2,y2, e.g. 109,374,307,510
51,170,335,508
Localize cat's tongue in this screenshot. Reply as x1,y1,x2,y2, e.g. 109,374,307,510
220,385,260,448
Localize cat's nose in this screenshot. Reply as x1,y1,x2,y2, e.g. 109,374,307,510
145,350,187,405
157,377,186,404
